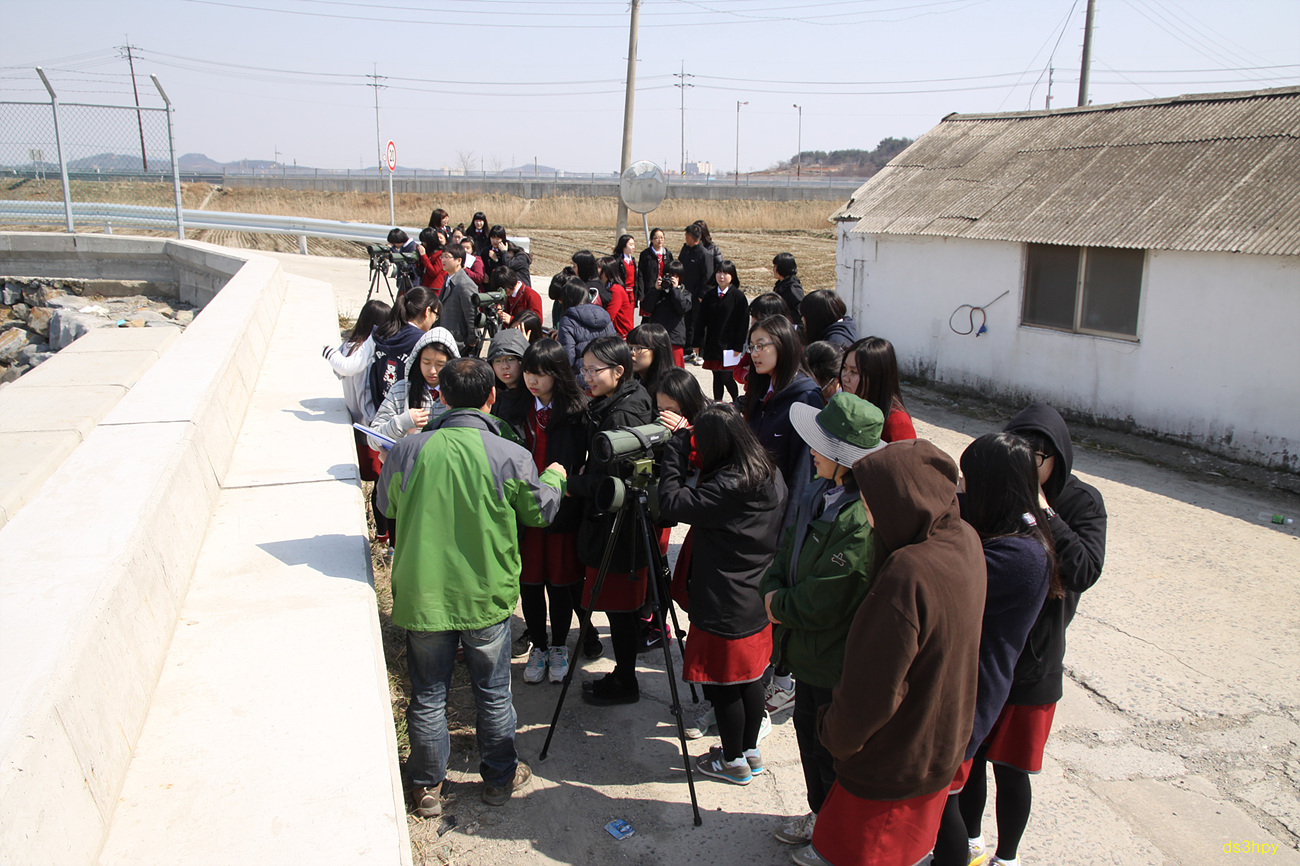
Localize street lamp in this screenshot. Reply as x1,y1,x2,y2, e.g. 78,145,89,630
735,100,749,186
793,103,803,179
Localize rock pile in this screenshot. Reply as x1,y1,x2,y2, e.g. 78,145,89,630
0,277,195,385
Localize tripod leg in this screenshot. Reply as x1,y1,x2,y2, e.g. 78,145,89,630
539,507,626,762
653,555,698,705
635,497,703,826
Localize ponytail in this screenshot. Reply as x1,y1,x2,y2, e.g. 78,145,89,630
377,287,438,338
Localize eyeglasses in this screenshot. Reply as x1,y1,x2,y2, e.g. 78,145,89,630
582,364,617,379
1034,452,1051,467
628,346,650,356
750,340,778,352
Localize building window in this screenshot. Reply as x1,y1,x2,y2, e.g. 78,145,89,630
1022,244,1144,338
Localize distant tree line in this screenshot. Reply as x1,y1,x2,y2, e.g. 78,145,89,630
770,137,914,176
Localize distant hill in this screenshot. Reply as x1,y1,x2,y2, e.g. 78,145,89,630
503,163,562,176
766,137,915,177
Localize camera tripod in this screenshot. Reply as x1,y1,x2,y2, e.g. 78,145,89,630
539,459,703,827
366,254,396,303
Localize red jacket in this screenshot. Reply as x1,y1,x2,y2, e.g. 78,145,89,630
504,282,544,323
463,253,487,289
600,282,634,336
418,249,446,290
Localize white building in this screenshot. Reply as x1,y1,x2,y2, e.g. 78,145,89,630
833,86,1300,471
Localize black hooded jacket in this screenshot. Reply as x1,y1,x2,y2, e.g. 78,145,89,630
745,372,825,527
657,434,787,639
1004,403,1108,705
773,274,805,319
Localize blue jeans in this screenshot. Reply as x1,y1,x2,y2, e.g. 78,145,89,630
405,618,518,787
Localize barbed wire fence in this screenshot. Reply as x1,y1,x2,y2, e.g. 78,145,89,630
0,71,182,238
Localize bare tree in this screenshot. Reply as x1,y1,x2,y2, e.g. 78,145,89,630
455,149,476,175
487,154,503,173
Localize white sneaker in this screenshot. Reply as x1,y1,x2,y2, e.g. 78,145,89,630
546,646,569,683
683,701,715,739
774,811,816,845
757,709,772,743
523,647,547,684
765,680,796,714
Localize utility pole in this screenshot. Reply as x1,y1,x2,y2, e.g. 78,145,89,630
121,40,148,172
735,101,748,186
367,66,386,179
793,104,803,179
1078,0,1096,107
674,62,693,176
615,0,641,237
1047,66,1054,110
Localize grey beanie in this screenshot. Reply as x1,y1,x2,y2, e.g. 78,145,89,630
487,328,530,361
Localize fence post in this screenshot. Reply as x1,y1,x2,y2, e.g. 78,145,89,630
151,75,184,240
35,67,74,233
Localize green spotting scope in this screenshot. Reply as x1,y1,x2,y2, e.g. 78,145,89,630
593,423,673,465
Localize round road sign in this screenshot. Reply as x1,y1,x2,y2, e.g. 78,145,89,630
386,140,397,172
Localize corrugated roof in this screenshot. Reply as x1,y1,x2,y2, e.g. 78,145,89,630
833,86,1300,256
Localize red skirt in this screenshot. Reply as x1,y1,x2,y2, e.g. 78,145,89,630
520,527,583,587
701,358,741,372
948,758,974,794
582,566,649,612
354,430,383,482
984,702,1056,774
682,624,772,685
811,781,948,866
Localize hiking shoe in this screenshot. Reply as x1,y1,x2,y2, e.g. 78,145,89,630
696,750,752,785
482,761,531,806
582,630,604,660
765,680,796,714
581,672,640,706
757,709,772,743
411,783,441,818
683,702,715,740
523,647,547,684
511,634,532,658
791,844,829,865
547,645,570,683
774,812,817,845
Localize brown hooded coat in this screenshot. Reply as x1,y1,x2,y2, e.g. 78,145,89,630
818,439,986,801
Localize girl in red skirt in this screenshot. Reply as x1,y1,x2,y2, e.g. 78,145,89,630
518,339,590,685
658,403,787,785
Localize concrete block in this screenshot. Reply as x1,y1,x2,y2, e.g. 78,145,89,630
0,430,84,527
98,481,406,866
8,349,160,391
1095,776,1300,864
0,384,126,436
58,326,181,357
50,309,116,351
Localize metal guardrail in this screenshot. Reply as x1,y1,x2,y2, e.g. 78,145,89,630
0,199,528,254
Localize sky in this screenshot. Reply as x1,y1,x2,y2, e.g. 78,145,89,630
2,0,1298,176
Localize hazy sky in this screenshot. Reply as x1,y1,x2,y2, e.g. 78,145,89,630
3,0,1297,175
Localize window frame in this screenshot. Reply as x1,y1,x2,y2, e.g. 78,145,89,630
1020,243,1145,342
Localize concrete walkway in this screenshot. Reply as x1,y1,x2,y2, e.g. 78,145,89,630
267,252,1300,866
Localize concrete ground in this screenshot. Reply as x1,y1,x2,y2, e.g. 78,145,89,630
271,251,1300,866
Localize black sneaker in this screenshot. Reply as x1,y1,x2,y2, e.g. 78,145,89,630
511,634,532,659
638,624,664,654
581,672,639,706
582,631,604,660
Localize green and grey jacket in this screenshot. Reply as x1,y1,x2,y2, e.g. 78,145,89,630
758,477,878,689
377,408,566,632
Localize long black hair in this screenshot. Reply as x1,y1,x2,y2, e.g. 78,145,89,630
571,250,598,282
375,287,438,338
842,336,907,419
693,219,715,247
511,309,544,343
521,338,587,420
584,336,635,385
748,314,806,393
614,234,635,257
655,367,707,423
693,402,778,490
801,290,847,344
406,336,457,410
347,299,390,350
749,292,792,323
627,322,673,397
960,432,1062,599
596,255,625,288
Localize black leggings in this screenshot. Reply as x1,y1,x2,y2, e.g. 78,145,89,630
712,369,738,402
932,794,968,866
520,583,575,650
608,611,640,686
958,744,1033,862
702,680,765,761
371,483,392,540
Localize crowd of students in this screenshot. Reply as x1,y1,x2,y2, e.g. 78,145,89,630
323,211,1108,866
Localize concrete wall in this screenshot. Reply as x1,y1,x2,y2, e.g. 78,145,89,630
0,235,286,863
222,174,861,202
835,225,1300,470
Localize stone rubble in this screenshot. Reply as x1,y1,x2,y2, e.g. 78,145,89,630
0,276,197,383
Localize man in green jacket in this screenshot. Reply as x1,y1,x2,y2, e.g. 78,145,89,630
377,357,567,818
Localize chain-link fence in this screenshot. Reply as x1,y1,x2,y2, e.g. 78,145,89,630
0,86,182,237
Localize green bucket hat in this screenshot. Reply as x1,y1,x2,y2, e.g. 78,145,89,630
789,392,886,467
